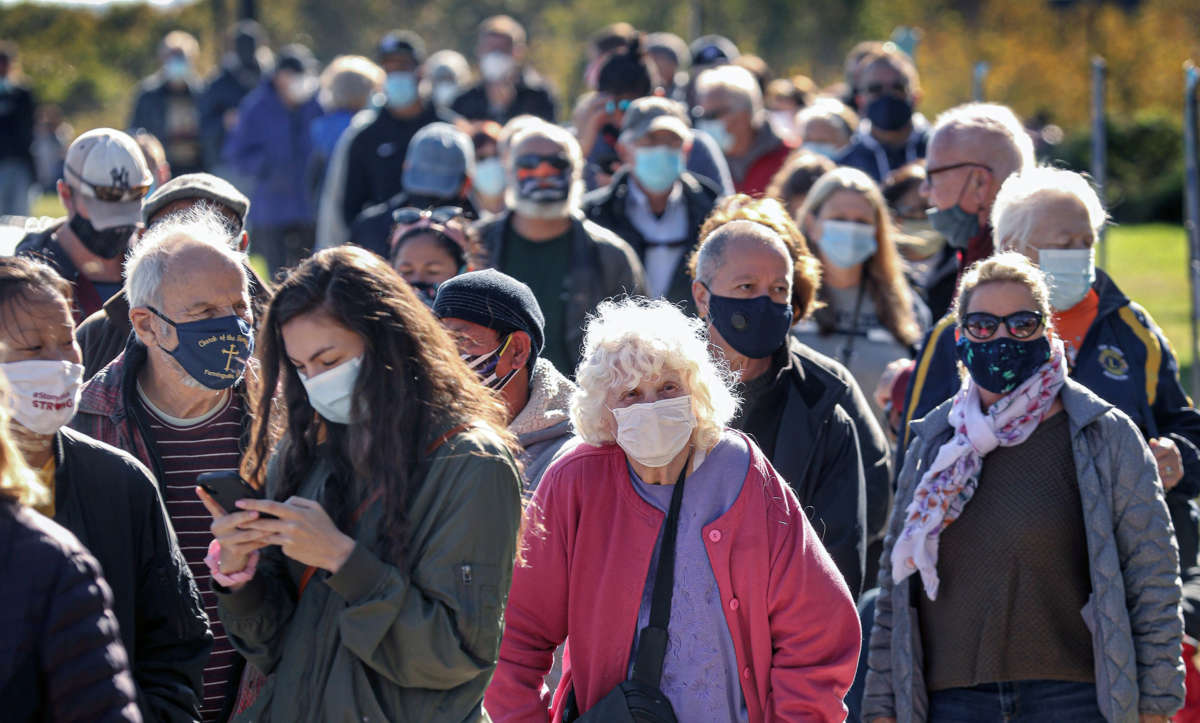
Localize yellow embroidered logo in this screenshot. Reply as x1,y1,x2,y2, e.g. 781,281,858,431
1098,345,1130,380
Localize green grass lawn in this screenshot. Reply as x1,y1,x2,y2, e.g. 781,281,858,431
1104,223,1196,396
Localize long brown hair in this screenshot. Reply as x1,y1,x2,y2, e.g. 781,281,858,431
242,246,515,563
799,167,921,347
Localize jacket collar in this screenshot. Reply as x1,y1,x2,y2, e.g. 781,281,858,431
510,358,576,441
1091,267,1131,319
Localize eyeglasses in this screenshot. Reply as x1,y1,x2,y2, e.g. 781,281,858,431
961,310,1044,340
514,153,571,172
604,98,633,114
65,164,150,203
864,81,909,96
926,161,992,178
392,205,464,227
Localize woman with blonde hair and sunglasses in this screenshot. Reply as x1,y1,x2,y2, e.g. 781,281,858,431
865,252,1182,723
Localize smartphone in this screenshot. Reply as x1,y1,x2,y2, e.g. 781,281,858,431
197,471,273,518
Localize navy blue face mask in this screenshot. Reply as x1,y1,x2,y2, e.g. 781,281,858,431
865,94,913,132
150,308,254,390
955,334,1051,395
704,286,793,360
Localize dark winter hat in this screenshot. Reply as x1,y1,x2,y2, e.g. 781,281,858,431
433,269,545,362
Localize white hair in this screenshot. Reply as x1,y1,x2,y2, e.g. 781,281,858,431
505,120,585,217
320,55,385,111
423,49,471,84
795,97,853,138
930,102,1035,182
571,297,739,451
991,166,1108,254
695,64,763,117
126,206,248,311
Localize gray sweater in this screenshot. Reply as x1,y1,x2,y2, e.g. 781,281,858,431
865,378,1184,723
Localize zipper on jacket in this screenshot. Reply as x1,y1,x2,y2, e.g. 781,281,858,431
460,564,472,585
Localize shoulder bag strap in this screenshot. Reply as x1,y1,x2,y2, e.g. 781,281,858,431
630,452,691,687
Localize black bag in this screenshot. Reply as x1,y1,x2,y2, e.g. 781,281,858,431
561,458,690,723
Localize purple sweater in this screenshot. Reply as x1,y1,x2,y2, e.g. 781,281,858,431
627,431,751,722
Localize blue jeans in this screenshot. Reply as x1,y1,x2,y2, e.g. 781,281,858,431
929,680,1103,722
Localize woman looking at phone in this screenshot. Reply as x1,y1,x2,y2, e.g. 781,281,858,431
198,246,524,721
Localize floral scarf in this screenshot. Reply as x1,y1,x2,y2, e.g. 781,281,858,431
891,336,1067,600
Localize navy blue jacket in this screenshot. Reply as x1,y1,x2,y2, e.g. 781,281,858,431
222,79,323,228
899,269,1200,567
834,117,929,183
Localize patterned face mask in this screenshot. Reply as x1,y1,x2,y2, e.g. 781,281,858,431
955,334,1051,395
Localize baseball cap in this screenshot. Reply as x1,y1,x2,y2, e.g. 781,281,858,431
275,43,316,76
690,35,740,68
63,128,153,230
402,123,475,199
621,97,691,142
141,173,250,227
378,30,426,63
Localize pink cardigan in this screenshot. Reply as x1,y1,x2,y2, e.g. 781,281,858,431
485,433,861,722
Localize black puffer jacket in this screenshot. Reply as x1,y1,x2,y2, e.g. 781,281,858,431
0,501,142,722
51,427,211,722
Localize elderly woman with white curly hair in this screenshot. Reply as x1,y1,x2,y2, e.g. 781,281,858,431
485,297,860,723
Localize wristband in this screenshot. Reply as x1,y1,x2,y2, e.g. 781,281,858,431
205,539,259,587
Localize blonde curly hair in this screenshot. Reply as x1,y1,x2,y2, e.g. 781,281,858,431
571,297,739,450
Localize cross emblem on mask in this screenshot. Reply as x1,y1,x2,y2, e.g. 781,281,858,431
222,344,242,371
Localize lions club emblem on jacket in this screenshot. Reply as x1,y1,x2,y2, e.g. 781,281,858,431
1098,345,1130,380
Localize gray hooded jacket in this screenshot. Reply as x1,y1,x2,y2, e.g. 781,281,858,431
865,379,1184,723
509,359,576,492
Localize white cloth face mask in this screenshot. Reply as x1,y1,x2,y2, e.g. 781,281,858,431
609,394,696,468
299,356,362,424
3,359,85,434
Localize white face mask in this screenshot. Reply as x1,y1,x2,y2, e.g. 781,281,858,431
610,395,696,468
1039,247,1096,311
480,52,515,83
298,356,362,425
3,359,85,435
696,119,734,153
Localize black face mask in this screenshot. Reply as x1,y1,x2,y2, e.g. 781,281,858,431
68,213,136,259
866,95,914,132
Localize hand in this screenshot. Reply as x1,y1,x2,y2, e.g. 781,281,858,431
874,358,912,411
196,487,273,576
1139,714,1169,723
238,497,357,573
1149,437,1184,490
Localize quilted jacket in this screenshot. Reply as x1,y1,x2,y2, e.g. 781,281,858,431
865,379,1185,723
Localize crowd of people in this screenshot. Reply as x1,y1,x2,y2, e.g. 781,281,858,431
0,14,1196,723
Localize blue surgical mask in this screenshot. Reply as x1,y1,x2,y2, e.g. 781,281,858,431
384,71,418,108
819,220,877,269
802,142,839,159
164,57,191,83
433,81,459,107
955,335,1051,395
1039,247,1096,311
632,146,685,194
299,356,362,424
473,156,506,196
696,119,734,153
704,286,793,359
149,308,254,390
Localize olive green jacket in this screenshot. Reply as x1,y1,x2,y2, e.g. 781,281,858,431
216,425,523,722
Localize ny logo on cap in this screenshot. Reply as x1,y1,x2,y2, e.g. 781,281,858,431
110,166,130,191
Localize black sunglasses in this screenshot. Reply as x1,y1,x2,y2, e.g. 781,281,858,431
961,310,1045,340
391,205,464,226
926,161,992,178
864,81,908,96
514,153,571,171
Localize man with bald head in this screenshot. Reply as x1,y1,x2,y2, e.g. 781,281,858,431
479,119,644,374
922,102,1035,271
690,196,891,599
73,207,256,722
